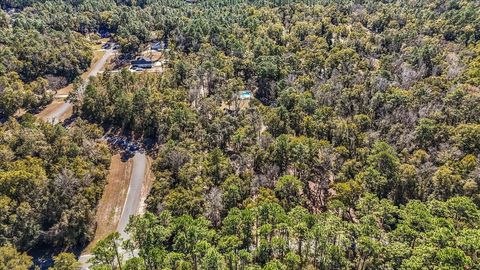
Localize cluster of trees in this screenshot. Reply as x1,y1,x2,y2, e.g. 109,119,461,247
1,0,479,268
0,2,92,118
0,246,80,270
0,116,110,252
79,0,480,213
78,70,195,141
78,0,480,268
91,195,480,269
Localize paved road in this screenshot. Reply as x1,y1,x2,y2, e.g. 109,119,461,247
88,49,114,79
117,153,148,240
78,152,147,269
42,49,115,124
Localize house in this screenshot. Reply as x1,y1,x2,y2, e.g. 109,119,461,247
131,57,153,69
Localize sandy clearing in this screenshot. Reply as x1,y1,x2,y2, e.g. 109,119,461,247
55,84,74,96
142,49,164,62
37,100,73,124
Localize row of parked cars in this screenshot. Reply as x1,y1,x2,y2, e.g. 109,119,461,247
104,134,144,154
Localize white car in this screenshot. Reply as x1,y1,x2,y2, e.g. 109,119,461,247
130,66,144,72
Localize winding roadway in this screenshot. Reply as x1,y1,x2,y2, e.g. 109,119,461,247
35,46,152,269
35,46,154,269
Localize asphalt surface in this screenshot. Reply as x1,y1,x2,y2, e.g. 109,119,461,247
88,49,114,80
117,153,148,240
35,47,150,269
43,49,115,124
78,152,147,269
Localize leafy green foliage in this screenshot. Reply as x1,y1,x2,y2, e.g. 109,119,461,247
88,196,480,270
0,245,32,270
80,0,480,267
1,0,480,267
0,118,110,250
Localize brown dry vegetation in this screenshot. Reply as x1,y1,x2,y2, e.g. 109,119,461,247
84,154,154,253
84,154,132,252
139,156,155,215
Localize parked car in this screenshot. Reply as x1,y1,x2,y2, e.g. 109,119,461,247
129,144,139,152
131,66,144,71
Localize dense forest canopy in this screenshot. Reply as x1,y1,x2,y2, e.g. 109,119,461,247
0,117,110,249
1,0,480,269
0,0,93,117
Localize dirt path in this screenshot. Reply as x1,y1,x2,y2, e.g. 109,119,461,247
36,100,73,124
